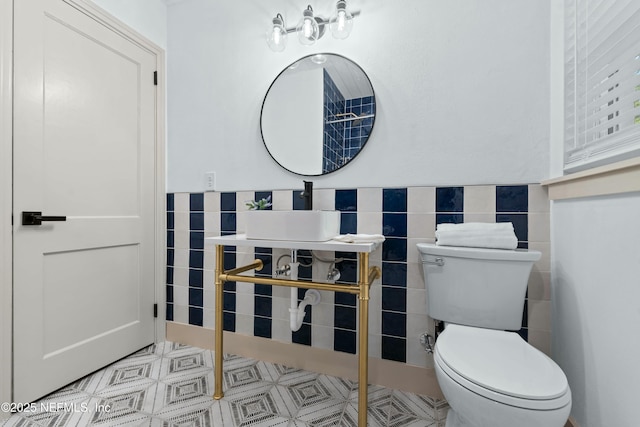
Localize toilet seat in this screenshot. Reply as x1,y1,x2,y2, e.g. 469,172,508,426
435,324,571,411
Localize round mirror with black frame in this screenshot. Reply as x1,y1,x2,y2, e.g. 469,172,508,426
260,53,376,176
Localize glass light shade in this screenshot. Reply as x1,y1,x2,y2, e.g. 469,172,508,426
329,0,353,39
310,54,327,64
296,6,319,45
266,14,287,52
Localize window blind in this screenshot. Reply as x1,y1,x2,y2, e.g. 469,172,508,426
564,0,640,171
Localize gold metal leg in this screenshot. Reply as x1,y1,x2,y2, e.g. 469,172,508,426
213,244,224,399
358,252,370,427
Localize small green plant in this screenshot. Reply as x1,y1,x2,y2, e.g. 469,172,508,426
245,195,272,210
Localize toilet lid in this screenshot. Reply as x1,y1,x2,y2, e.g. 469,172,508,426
435,324,569,403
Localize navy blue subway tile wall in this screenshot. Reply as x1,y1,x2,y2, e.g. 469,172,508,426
166,195,174,323
344,97,374,160
496,185,529,248
336,189,357,236
190,193,204,212
380,188,408,361
253,192,274,341
166,185,535,365
254,245,273,339
435,186,464,225
322,70,375,173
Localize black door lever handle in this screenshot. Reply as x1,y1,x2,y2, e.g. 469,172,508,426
22,211,67,226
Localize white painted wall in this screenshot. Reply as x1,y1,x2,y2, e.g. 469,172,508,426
90,0,167,49
167,0,551,192
551,193,640,427
549,1,565,178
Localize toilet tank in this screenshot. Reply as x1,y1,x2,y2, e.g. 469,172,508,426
416,243,541,330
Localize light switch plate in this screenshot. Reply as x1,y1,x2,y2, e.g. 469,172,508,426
204,172,216,191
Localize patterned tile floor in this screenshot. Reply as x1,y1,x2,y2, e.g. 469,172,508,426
1,342,448,426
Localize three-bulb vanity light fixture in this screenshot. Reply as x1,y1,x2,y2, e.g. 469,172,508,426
266,1,356,52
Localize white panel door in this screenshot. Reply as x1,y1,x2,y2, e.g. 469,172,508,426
13,0,158,402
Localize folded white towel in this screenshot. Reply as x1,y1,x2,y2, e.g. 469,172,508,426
435,232,518,250
436,222,514,233
333,234,386,244
435,222,518,250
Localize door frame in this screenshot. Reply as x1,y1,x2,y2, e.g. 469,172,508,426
0,0,166,411
0,0,13,417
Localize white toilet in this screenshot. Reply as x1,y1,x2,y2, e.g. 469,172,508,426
416,243,571,427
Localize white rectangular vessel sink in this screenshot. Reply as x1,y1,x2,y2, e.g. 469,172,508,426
244,210,341,242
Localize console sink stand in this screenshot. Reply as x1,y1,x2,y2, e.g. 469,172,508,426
207,235,381,427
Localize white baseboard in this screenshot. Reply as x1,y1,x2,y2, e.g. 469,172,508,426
166,321,443,399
